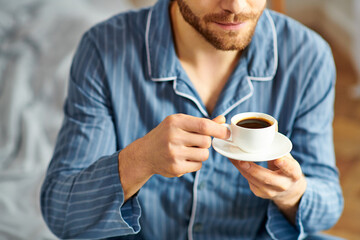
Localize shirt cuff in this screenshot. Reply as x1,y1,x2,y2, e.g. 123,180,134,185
265,191,308,240
103,151,142,234
119,192,142,233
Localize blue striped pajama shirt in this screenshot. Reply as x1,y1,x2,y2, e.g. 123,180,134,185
41,0,343,239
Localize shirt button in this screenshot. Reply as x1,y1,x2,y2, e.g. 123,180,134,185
193,223,203,232
198,181,206,190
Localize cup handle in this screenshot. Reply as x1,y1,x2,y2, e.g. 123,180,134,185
221,123,232,142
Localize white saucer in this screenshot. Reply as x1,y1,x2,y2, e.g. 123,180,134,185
212,132,292,162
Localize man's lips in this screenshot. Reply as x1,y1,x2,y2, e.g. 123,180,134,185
213,21,246,31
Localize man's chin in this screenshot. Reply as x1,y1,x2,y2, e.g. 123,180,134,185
203,35,250,51
212,44,246,51
201,27,254,51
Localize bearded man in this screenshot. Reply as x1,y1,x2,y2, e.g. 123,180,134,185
41,0,343,239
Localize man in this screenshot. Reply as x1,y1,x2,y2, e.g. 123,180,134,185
41,0,343,239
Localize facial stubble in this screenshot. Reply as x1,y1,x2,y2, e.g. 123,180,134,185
176,0,262,51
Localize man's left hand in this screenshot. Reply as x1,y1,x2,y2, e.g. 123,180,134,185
230,154,307,224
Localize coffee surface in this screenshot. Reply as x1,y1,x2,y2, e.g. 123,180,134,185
236,117,272,129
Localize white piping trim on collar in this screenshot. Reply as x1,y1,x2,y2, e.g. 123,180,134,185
173,79,209,117
249,10,278,81
145,7,153,79
145,6,178,81
152,76,177,82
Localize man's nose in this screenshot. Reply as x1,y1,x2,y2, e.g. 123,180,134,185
220,0,248,14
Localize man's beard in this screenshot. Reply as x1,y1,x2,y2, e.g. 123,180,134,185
176,0,262,51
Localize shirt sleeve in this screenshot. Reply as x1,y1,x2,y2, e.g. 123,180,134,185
265,40,344,239
40,32,141,239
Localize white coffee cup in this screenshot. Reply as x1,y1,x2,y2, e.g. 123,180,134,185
223,112,278,153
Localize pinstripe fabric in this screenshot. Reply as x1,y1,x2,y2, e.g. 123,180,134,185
40,0,343,239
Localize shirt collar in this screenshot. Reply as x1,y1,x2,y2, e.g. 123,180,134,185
145,0,278,82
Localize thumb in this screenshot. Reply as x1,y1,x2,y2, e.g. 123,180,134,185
212,115,226,124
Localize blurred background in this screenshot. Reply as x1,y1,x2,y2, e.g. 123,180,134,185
0,0,359,239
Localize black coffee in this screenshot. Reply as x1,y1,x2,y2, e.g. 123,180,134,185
236,117,272,129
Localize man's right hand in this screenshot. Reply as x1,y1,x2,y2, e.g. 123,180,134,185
118,114,230,201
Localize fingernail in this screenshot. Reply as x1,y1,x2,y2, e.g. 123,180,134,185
240,162,250,170
276,159,284,166
226,129,231,138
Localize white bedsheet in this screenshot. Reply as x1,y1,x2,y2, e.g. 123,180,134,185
0,1,140,239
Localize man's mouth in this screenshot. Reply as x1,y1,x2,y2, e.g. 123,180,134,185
213,21,246,31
